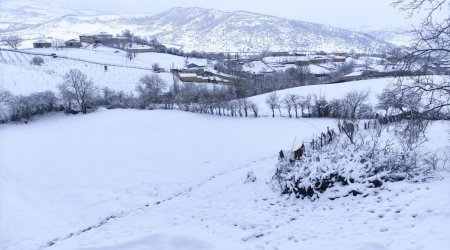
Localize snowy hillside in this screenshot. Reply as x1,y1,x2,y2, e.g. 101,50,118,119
1,109,449,250
0,2,394,53
0,47,211,95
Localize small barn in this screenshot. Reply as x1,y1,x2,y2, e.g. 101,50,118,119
33,40,52,48
125,44,154,53
65,39,82,48
186,63,206,70
79,35,96,44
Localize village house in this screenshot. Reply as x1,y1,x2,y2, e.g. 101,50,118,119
33,40,52,48
64,39,82,48
310,56,329,64
294,52,307,56
272,52,290,57
294,57,311,66
333,56,346,63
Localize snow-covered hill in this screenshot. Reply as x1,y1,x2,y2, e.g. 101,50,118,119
0,1,394,53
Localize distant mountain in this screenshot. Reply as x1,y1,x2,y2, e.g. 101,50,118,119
0,0,98,33
354,26,414,47
0,2,395,53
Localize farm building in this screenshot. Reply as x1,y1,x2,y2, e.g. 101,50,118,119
33,40,52,48
186,63,206,70
125,44,154,53
65,39,82,48
79,35,96,44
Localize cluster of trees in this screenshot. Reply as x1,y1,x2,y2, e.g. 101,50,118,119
0,69,256,122
0,90,59,122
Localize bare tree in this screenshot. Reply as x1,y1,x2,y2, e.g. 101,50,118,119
240,98,251,117
1,36,23,50
53,38,65,50
342,90,370,119
377,88,396,115
250,102,259,117
282,95,293,118
126,51,135,61
152,63,160,72
304,94,312,117
391,0,450,118
136,74,167,108
287,94,300,118
266,92,280,118
58,69,98,114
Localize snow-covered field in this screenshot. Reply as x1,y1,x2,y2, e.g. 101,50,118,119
1,109,449,250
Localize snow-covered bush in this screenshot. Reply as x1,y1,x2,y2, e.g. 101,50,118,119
30,56,44,66
271,128,428,200
8,91,58,121
0,90,12,122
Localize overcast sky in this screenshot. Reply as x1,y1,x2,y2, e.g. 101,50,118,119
7,0,443,29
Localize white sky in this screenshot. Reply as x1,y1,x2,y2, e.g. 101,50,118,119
4,0,445,29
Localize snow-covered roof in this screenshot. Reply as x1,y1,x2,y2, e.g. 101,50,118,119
308,64,331,75
344,71,363,77
186,63,206,69
179,73,198,78
34,40,51,43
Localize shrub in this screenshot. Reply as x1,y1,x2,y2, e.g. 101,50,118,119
30,56,44,66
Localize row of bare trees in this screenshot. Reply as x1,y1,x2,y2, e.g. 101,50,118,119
264,90,374,119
